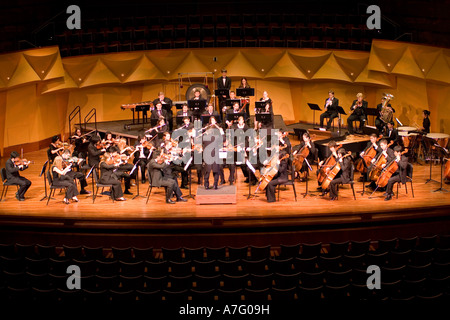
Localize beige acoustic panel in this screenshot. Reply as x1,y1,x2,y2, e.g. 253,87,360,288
23,51,60,80
287,50,331,79
0,53,21,88
240,48,285,78
369,40,408,73
391,47,426,79
264,51,308,80
172,51,212,76
409,45,441,77
312,53,352,82
224,50,263,78
125,55,168,83
145,50,190,79
193,49,241,74
333,51,369,82
354,65,396,88
63,56,98,86
40,71,79,94
101,52,144,82
6,55,41,87
426,51,450,84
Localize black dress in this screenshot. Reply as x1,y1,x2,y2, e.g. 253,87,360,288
52,166,79,199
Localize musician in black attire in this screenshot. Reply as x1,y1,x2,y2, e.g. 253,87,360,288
256,91,274,130
5,151,31,201
319,90,339,130
358,133,380,181
151,102,169,125
147,150,187,204
238,77,251,116
152,92,173,131
232,116,254,184
420,110,431,134
328,148,353,201
383,121,399,145
98,153,126,201
375,97,395,133
347,93,368,134
217,69,231,121
202,117,224,189
110,150,133,195
367,138,395,190
292,132,316,180
384,146,409,201
225,102,242,129
202,103,221,124
265,150,289,203
71,128,88,159
87,135,106,168
133,136,152,184
48,135,65,163
177,103,193,118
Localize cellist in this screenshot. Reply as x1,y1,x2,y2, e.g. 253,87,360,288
384,146,409,201
317,141,339,191
358,133,380,182
265,149,289,203
292,132,316,181
367,138,395,191
327,148,353,201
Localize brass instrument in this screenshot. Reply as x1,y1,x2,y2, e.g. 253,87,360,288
380,93,394,124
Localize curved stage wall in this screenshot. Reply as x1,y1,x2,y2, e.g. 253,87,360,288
0,39,449,156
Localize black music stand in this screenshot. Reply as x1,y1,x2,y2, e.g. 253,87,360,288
86,166,97,202
136,104,151,124
39,161,52,201
176,115,194,128
365,107,378,126
188,100,206,119
336,106,347,135
307,103,322,127
245,160,259,199
255,113,271,123
255,101,267,112
432,144,449,193
236,88,255,97
301,158,316,198
226,112,245,124
425,137,439,185
226,99,241,108
183,157,195,199
215,89,230,99
131,160,145,199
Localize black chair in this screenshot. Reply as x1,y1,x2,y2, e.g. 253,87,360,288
220,274,249,291
184,247,205,262
388,250,412,268
300,242,322,258
227,246,249,260
375,238,398,253
112,247,133,262
297,285,323,301
205,247,226,261
96,260,120,277
249,245,271,261
273,272,301,289
24,257,49,275
318,255,344,272
117,275,145,292
193,260,218,277
192,274,220,291
72,259,97,277
167,275,193,292
404,263,431,281
0,167,19,201
132,247,154,262
396,237,418,252
381,265,406,282
62,245,83,260
277,162,297,201
216,288,243,302
299,270,325,288
109,289,137,303
410,248,435,267
348,239,371,256
145,172,167,204
336,164,357,200
145,261,168,278
161,247,183,262
292,256,318,273
143,275,168,291
15,243,38,259
417,235,438,251
396,162,414,199
92,169,114,203
83,246,106,261
119,260,146,277
327,241,350,257
241,259,270,276
248,273,273,290
278,243,300,259
168,261,193,277
189,288,216,302
46,171,68,205
342,253,366,270
217,259,243,276
268,257,295,275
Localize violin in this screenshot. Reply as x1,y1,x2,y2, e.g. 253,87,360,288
255,153,290,192
317,144,342,184
355,136,382,173
375,150,408,188
156,152,173,164
13,158,33,166
368,141,394,182
321,152,353,190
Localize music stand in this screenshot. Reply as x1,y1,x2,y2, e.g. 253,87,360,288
174,101,187,110
255,101,267,112
136,104,151,124
307,103,322,126
226,112,245,124
188,100,206,119
255,113,271,123
245,160,258,199
176,115,193,128
365,107,378,126
131,160,145,199
432,144,449,193
39,161,51,201
301,158,316,198
86,166,97,202
336,106,347,135
215,89,230,99
226,99,241,107
425,137,439,185
183,157,195,199
236,88,255,97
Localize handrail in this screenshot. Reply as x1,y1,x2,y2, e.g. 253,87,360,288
68,106,81,137
84,108,97,133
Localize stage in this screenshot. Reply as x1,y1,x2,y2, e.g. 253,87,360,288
1,147,449,248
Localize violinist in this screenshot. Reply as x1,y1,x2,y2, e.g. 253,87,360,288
102,131,120,153
147,150,187,204
60,150,90,195
319,90,339,130
347,93,368,135
5,151,32,201
133,135,154,184
327,148,353,201
162,139,189,189
51,156,80,204
384,146,409,201
98,153,126,201
367,138,394,190
232,116,252,183
383,121,399,145
292,132,316,181
265,149,289,203
48,135,66,163
152,92,173,131
202,116,223,189
109,151,133,195
71,127,88,159
276,129,291,154
87,135,106,168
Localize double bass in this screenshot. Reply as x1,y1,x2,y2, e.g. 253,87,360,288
321,152,353,190
317,144,342,184
367,141,394,181
255,153,290,192
355,136,382,173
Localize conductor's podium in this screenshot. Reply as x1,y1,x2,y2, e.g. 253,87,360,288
196,185,237,205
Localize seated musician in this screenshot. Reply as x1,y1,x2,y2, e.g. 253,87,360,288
225,102,242,128
177,103,193,118
5,151,32,201
318,140,339,191
202,103,220,122
222,90,238,116
151,102,169,124
367,138,395,190
319,90,339,130
51,156,80,204
202,116,223,189
60,149,90,195
133,135,154,184
162,138,189,189
347,93,368,135
276,129,291,154
255,91,274,130
265,149,289,203
152,91,173,131
375,97,395,133
238,77,251,116
71,128,88,159
146,117,167,147
147,150,187,204
98,153,126,201
383,121,399,146
109,150,133,195
103,131,120,153
327,148,353,201
192,89,203,100
87,135,106,169
232,116,256,185
48,135,66,163
292,132,316,181
384,145,408,201
358,133,380,181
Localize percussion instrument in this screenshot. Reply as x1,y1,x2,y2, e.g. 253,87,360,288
426,133,449,149
399,132,419,149
397,126,417,133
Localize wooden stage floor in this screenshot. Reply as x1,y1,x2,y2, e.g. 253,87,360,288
1,148,450,247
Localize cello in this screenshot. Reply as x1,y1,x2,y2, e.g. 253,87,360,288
375,150,408,188
367,141,394,182
255,153,290,192
293,144,310,173
317,144,342,184
321,152,352,190
355,136,382,173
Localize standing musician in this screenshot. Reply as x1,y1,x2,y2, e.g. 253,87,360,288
147,150,187,204
133,135,154,184
319,90,339,130
217,68,232,121
265,149,289,203
238,77,251,116
383,121,399,145
384,145,409,201
232,116,253,184
327,148,353,201
292,132,316,181
5,151,32,201
51,156,80,204
162,139,189,189
347,92,368,135
152,92,173,131
317,140,339,191
87,135,106,168
367,138,395,190
375,96,395,133
419,110,431,134
202,116,224,190
48,135,66,163
255,91,274,130
98,153,126,201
